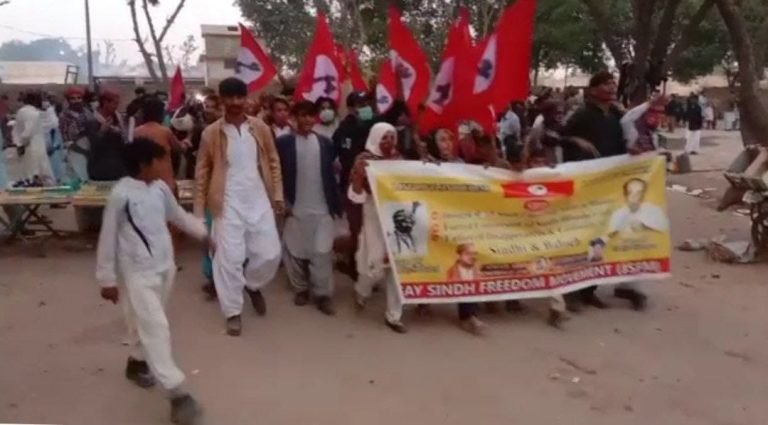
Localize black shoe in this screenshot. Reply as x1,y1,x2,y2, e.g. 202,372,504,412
170,394,202,425
547,309,569,329
125,357,155,388
245,288,267,316
202,282,217,300
315,296,336,316
505,300,526,314
580,290,608,309
564,293,582,313
386,319,408,334
226,315,242,337
294,290,310,306
614,288,648,311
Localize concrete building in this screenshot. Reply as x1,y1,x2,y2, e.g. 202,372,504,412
200,24,242,88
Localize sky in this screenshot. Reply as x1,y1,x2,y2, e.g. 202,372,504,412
0,0,243,63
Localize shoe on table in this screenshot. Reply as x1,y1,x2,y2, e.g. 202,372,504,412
170,394,202,425
459,316,487,336
125,357,156,388
294,290,310,306
315,296,336,316
614,288,648,311
226,315,242,337
385,319,408,334
245,288,267,316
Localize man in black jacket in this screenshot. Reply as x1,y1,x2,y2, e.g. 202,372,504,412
275,101,342,315
332,91,376,278
685,95,703,154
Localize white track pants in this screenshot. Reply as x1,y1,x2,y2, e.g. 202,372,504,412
122,269,185,391
212,210,281,318
685,129,701,153
355,270,403,323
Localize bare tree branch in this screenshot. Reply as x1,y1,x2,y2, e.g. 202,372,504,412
666,0,716,71
581,0,628,64
631,0,658,76
141,0,168,81
0,0,11,6
128,0,159,81
158,0,187,43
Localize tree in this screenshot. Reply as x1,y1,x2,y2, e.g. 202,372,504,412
580,0,719,102
0,1,10,6
714,0,768,145
127,0,187,83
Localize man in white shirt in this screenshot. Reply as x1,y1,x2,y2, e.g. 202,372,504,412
194,78,284,336
275,101,342,315
13,91,54,183
96,138,208,425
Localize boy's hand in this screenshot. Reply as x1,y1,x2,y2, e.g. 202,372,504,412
100,287,119,304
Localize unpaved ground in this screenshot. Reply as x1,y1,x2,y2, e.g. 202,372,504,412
2,131,767,425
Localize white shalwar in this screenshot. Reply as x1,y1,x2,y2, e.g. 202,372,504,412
685,129,701,154
12,105,53,181
213,122,281,319
283,134,335,296
96,177,206,391
350,186,403,324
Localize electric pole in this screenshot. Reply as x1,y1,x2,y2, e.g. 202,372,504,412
85,0,94,89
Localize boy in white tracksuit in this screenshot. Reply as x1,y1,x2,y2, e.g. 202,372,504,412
96,137,208,425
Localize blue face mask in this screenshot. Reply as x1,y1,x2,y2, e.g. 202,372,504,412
357,106,374,121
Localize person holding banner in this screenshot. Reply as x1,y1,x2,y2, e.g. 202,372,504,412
349,122,406,334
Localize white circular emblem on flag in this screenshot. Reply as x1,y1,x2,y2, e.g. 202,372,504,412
391,51,417,100
303,54,340,102
427,57,455,113
474,35,497,94
235,46,264,84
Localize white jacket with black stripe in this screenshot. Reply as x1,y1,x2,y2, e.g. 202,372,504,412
95,177,206,287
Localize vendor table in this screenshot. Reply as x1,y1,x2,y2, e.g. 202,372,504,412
71,180,195,207
0,190,75,255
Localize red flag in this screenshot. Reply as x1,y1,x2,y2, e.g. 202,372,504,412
294,13,344,104
472,0,537,111
387,6,430,114
347,49,368,92
374,60,397,114
167,65,185,111
236,23,278,93
419,10,472,134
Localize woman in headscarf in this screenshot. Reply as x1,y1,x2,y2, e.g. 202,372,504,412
349,122,406,333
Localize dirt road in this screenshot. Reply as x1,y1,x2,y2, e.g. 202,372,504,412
2,134,767,425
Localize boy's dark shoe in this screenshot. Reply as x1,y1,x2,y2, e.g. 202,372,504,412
125,357,155,388
170,394,202,425
226,315,242,337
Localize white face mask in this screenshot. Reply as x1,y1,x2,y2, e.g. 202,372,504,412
319,109,335,123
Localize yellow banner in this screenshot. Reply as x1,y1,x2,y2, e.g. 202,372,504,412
367,154,671,304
